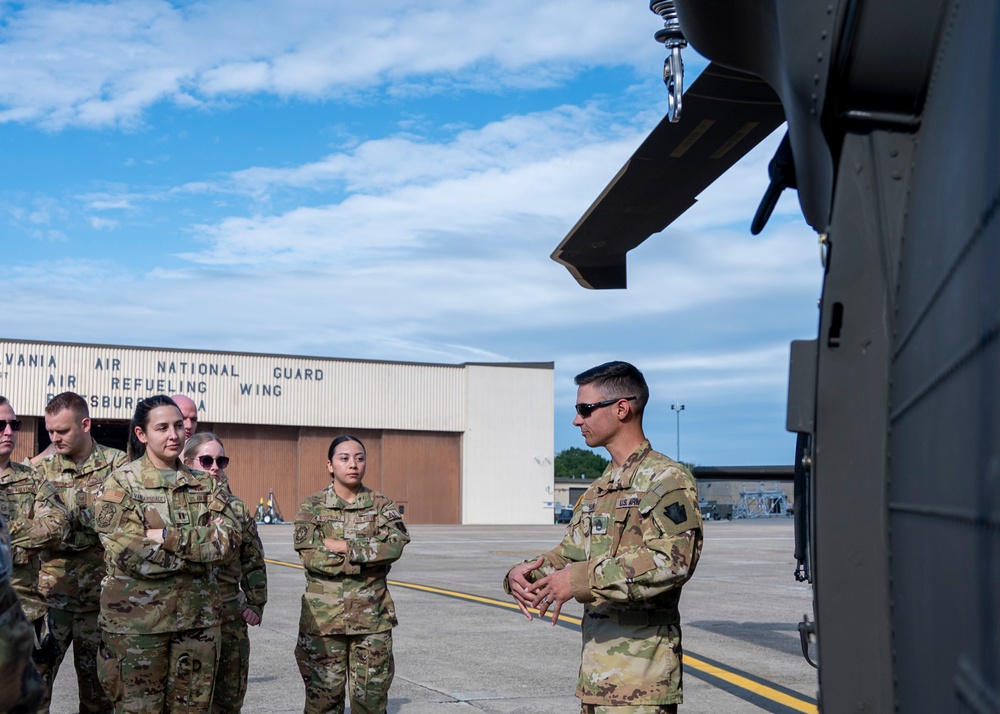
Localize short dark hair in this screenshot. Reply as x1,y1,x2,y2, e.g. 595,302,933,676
128,395,179,461
328,435,365,461
575,361,650,417
45,392,90,420
0,396,8,408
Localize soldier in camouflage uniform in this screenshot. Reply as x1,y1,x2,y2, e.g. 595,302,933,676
294,435,410,714
182,432,268,714
505,362,702,714
93,395,243,714
34,392,128,714
0,398,71,685
0,511,46,714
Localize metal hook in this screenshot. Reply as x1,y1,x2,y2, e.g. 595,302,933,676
651,1,687,122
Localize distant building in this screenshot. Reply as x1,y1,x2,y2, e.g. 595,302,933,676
553,466,795,522
1,339,554,524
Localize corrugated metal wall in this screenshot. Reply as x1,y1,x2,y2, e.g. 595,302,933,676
381,431,461,523
3,341,554,524
210,423,300,523
9,415,38,464
210,425,460,524
1,340,465,431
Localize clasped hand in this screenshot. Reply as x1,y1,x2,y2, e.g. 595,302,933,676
508,556,573,626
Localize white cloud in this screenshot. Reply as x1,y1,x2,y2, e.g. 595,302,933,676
0,0,661,129
89,216,118,230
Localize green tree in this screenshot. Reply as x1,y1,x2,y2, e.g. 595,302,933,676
554,447,610,480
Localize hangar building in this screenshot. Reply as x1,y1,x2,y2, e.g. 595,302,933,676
1,339,554,525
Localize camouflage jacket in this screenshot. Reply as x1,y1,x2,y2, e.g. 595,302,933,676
0,461,69,621
506,440,702,706
94,456,242,634
0,513,45,713
214,479,267,623
34,441,128,612
294,485,409,636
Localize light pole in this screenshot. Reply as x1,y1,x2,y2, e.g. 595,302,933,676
671,402,685,462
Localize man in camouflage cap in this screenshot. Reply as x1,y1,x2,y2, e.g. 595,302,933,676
505,361,703,714
34,392,128,713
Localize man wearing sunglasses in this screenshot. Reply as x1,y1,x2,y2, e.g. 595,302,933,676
0,396,70,691
33,391,128,714
505,362,703,714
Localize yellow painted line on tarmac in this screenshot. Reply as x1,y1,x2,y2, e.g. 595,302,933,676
264,558,815,713
684,654,817,713
264,557,581,623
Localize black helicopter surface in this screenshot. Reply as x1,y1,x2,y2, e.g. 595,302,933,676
552,1,1000,711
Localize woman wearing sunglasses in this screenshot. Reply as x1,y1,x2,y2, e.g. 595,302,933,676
181,432,267,714
93,395,242,713
293,435,410,714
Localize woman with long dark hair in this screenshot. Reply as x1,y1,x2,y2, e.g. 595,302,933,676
93,395,242,713
293,435,410,714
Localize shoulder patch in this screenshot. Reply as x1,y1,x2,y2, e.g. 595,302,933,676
102,489,126,503
664,502,687,525
383,509,401,521
96,502,117,529
293,524,310,544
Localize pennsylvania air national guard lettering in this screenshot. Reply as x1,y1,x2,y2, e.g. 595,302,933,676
34,391,129,714
93,395,242,714
294,435,409,714
505,362,702,714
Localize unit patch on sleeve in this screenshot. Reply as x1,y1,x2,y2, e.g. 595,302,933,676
664,502,687,525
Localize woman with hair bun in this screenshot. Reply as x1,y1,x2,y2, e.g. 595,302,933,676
293,435,410,714
93,395,242,713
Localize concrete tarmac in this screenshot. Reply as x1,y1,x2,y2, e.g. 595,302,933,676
50,519,817,713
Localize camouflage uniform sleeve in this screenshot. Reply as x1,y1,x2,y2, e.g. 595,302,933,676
239,515,267,619
95,474,187,578
568,478,702,604
293,500,353,577
7,479,69,554
346,499,409,567
503,514,587,593
161,486,241,564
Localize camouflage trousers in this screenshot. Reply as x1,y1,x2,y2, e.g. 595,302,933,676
581,705,678,714
211,617,249,714
0,586,45,713
295,630,394,714
38,608,112,714
98,626,221,714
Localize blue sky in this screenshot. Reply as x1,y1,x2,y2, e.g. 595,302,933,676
2,0,822,466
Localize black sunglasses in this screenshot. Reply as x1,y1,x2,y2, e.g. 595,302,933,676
574,396,637,418
0,419,22,432
197,455,230,469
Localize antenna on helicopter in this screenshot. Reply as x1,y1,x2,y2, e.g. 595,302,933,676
650,0,687,122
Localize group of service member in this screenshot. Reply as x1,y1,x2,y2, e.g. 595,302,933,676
3,358,702,714
0,392,268,714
